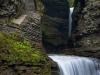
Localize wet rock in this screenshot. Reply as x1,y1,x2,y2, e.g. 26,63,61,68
68,0,100,48
41,0,69,53
67,0,100,59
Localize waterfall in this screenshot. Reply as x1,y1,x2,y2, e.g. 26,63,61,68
49,54,100,75
69,7,74,37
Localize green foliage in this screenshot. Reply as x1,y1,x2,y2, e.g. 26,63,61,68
68,0,74,7
0,33,46,64
10,18,14,23
0,32,51,75
41,22,51,37
39,1,44,16
40,12,44,16
41,22,46,32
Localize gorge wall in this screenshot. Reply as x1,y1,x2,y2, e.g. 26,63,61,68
40,0,69,53
67,0,100,59
0,0,51,75
0,0,44,50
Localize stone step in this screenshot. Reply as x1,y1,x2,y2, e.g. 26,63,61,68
12,15,27,25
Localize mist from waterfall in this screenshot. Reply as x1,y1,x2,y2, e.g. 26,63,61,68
69,7,74,37
49,54,100,75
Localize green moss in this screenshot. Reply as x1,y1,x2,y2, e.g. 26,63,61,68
10,18,14,23
0,32,51,75
68,0,74,7
41,22,46,32
0,33,46,64
39,1,44,16
41,22,51,38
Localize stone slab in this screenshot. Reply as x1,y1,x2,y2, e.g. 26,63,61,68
12,15,27,25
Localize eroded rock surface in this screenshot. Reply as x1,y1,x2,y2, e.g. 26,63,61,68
67,0,100,59
0,0,24,25
0,0,51,75
0,0,43,50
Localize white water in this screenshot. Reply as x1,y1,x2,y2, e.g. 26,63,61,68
69,7,74,37
49,55,100,75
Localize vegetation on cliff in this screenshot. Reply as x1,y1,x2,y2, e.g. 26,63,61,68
39,0,44,16
68,0,74,7
0,32,50,75
41,22,51,38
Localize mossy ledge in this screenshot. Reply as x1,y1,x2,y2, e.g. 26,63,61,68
0,32,50,75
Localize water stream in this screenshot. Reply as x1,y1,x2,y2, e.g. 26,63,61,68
49,54,100,75
48,6,100,75
69,7,74,37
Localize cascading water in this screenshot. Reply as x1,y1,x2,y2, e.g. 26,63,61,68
49,54,100,75
69,7,74,36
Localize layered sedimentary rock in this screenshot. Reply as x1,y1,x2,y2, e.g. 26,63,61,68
40,0,69,53
0,0,51,75
68,0,100,59
0,0,43,49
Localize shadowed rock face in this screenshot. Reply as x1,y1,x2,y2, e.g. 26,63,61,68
67,0,100,58
0,0,4,4
41,0,69,19
40,0,69,53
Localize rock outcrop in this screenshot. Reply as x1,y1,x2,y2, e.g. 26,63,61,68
0,0,44,51
0,0,24,24
67,0,100,59
40,0,69,53
0,0,52,75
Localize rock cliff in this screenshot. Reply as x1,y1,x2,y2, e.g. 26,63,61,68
67,0,100,59
0,0,24,23
0,0,43,50
0,0,51,75
40,0,69,53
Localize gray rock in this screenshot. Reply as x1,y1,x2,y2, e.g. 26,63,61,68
67,0,100,59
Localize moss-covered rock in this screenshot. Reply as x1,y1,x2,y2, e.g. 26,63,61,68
0,32,50,75
68,0,74,7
